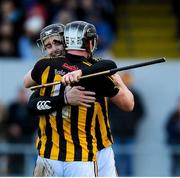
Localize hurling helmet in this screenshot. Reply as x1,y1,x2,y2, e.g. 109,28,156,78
64,21,97,53
37,23,65,50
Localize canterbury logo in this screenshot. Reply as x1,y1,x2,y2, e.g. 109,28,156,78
36,101,52,110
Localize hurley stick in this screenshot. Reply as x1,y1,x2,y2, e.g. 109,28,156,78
30,57,166,90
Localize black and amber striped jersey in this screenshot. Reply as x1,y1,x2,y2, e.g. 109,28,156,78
31,54,119,161
75,58,115,152
90,58,113,150
95,97,113,151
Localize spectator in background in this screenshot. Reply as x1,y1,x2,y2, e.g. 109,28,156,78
87,13,115,59
166,98,180,176
0,20,19,57
0,0,23,56
96,0,118,35
5,87,37,175
52,0,78,24
0,101,8,175
19,0,38,11
0,38,17,57
0,0,119,60
44,0,65,24
108,71,145,176
25,3,48,22
63,0,78,12
0,0,22,24
18,14,45,60
52,8,75,25
0,101,7,140
18,3,47,60
76,0,95,19
0,0,119,59
75,0,115,58
18,16,44,60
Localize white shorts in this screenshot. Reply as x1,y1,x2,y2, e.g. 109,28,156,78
97,146,117,177
33,156,96,177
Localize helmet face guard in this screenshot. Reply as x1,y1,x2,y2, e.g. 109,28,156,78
37,23,65,52
64,21,98,54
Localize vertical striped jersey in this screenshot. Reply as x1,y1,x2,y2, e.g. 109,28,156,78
31,54,118,161
95,97,113,151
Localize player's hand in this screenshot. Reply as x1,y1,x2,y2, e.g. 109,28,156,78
62,70,82,85
65,86,96,107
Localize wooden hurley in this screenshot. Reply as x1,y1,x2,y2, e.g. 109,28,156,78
30,57,166,90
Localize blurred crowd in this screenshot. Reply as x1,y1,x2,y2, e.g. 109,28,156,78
166,98,180,176
0,87,37,175
0,0,118,60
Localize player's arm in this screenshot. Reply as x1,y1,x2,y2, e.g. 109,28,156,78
28,86,96,115
24,59,47,88
92,72,134,112
62,59,117,85
28,90,64,115
24,69,37,88
110,73,134,112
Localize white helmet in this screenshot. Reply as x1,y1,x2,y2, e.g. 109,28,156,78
64,21,97,54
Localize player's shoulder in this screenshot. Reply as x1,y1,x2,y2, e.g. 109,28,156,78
36,55,65,64
92,57,102,63
37,55,65,61
36,56,50,64
36,56,55,61
82,57,102,66
33,56,51,70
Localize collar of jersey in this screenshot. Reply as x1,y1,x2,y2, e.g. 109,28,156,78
66,53,85,64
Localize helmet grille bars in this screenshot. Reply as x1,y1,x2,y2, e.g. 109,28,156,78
37,23,64,52
64,21,97,53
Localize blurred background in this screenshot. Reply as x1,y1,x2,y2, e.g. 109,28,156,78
0,0,180,176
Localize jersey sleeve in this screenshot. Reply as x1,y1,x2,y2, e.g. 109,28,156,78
31,58,48,84
28,90,65,115
96,75,119,97
78,74,119,98
79,59,119,97
81,59,117,76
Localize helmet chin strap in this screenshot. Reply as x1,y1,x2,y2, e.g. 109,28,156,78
88,38,97,55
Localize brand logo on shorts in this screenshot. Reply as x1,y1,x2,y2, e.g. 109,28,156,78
37,101,52,110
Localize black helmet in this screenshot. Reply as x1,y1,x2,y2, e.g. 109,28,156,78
64,21,97,53
37,23,65,50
